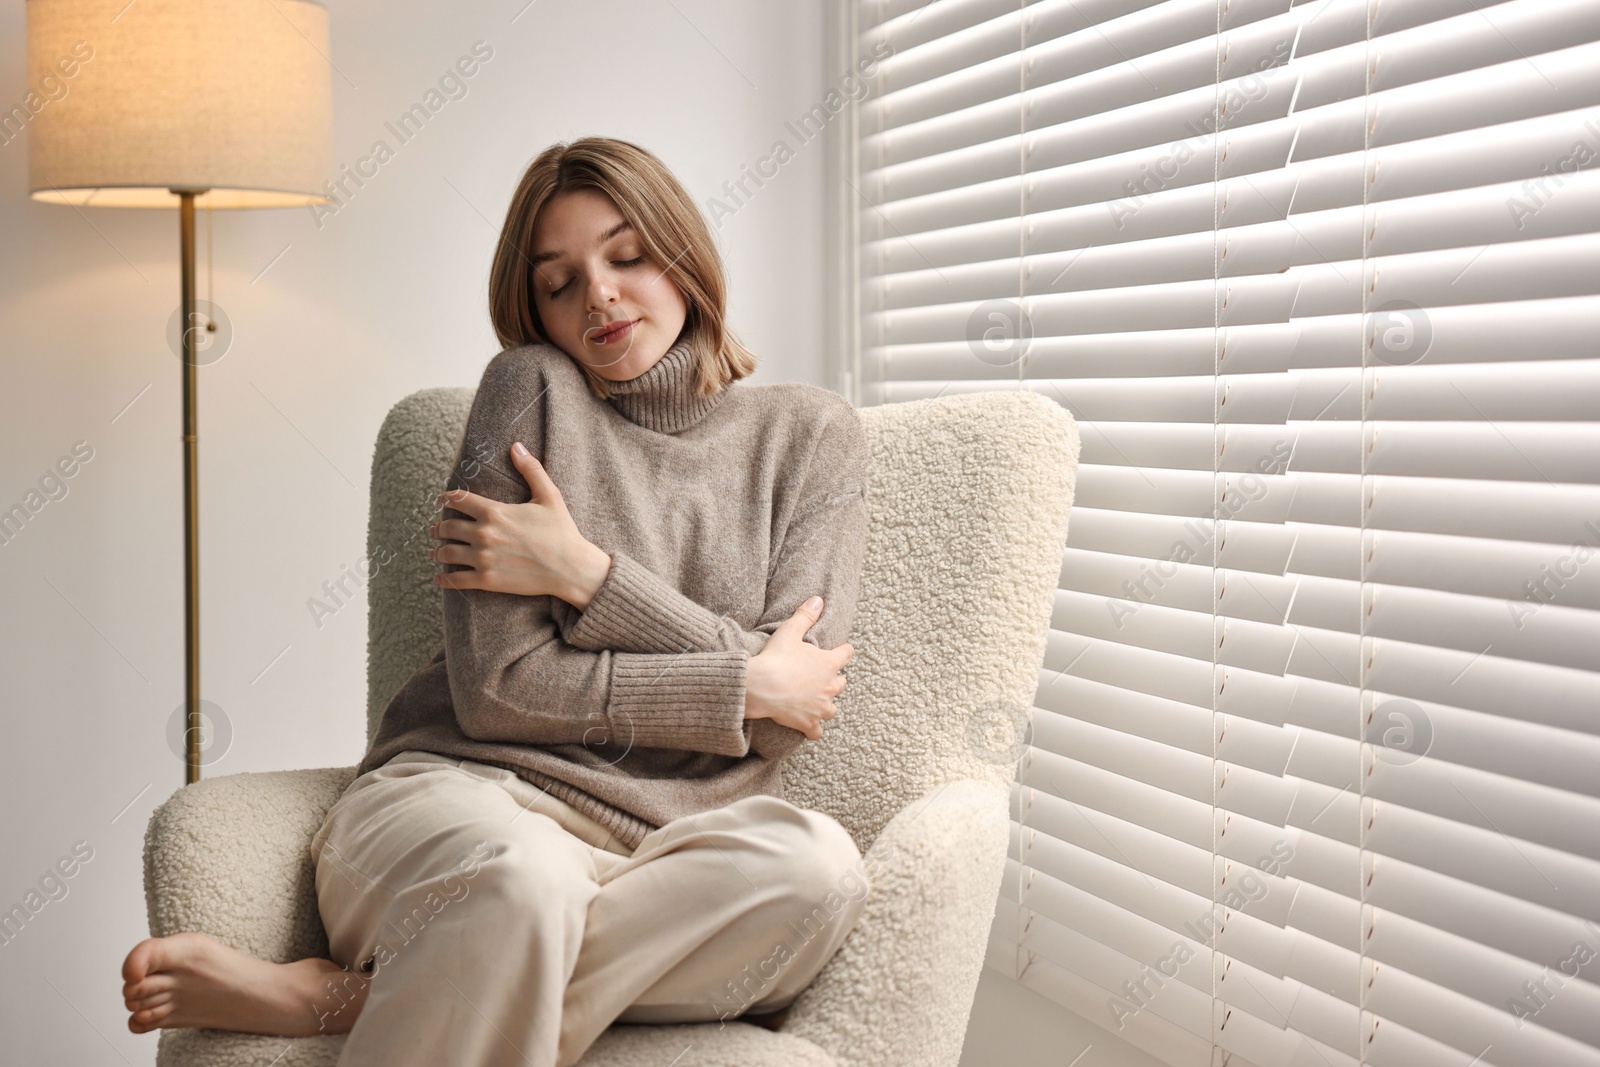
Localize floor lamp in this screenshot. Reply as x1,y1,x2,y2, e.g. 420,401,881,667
25,0,333,785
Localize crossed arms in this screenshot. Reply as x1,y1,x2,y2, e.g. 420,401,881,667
437,400,869,764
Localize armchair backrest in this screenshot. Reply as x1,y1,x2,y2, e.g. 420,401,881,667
365,387,1078,850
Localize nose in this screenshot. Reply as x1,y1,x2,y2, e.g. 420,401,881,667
585,267,621,315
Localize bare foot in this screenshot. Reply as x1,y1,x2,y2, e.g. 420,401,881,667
121,931,372,1037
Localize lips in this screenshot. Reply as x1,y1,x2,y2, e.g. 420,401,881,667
592,319,638,344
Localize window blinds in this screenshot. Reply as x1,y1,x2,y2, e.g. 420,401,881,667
852,1,1600,1065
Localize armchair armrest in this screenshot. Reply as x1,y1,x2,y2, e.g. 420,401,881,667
781,779,1011,1067
143,766,358,963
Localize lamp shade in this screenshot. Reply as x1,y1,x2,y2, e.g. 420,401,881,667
26,0,333,208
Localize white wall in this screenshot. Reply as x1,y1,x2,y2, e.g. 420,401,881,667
0,1,844,1061
962,966,1170,1067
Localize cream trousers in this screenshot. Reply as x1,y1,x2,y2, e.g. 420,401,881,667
308,750,870,1067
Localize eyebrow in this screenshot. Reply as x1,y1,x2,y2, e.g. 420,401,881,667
530,219,634,267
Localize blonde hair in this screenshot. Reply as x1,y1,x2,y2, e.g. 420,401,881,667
488,137,758,400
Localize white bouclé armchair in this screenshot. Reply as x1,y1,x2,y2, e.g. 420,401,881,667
141,385,1079,1067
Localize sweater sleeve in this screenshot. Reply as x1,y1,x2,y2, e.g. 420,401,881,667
438,354,755,758
558,400,871,761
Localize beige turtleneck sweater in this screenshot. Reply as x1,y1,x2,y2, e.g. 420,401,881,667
357,336,870,851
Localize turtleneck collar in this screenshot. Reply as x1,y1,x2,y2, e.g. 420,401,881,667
603,334,728,434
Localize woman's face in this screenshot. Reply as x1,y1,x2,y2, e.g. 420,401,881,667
528,187,689,382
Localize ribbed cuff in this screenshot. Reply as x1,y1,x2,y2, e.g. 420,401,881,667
566,550,723,655
606,650,752,757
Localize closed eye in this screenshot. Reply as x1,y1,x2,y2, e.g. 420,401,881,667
549,257,647,298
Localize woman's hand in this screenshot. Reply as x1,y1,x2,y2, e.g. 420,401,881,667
744,596,854,741
430,442,610,605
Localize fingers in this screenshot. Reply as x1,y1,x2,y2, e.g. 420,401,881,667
428,543,473,566
429,517,477,544
509,442,562,504
781,595,824,634
433,568,480,590
813,696,839,738
437,489,488,519
772,597,821,642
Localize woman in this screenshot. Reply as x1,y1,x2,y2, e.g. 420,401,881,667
119,137,873,1067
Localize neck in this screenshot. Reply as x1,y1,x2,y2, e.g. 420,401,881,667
602,335,727,434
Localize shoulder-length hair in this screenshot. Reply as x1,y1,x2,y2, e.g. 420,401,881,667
488,137,759,400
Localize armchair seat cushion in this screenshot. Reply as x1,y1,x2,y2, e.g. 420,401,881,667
153,1018,838,1067
146,766,840,1065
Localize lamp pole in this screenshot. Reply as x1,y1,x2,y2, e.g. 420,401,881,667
177,189,202,785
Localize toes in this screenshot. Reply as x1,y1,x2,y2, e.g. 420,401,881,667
124,930,209,985
130,990,173,1012
130,1002,175,1032
122,937,162,984
124,972,177,1001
